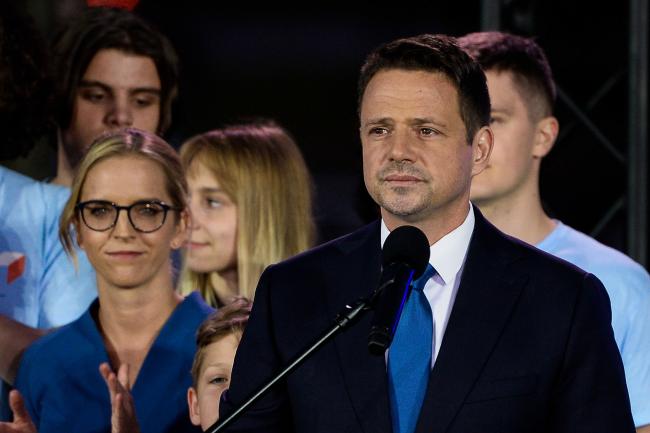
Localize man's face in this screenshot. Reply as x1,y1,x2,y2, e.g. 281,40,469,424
470,70,540,205
62,48,161,169
360,69,483,226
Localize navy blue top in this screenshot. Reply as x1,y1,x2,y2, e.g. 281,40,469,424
16,292,213,433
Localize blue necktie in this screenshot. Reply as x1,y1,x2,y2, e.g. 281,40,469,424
387,263,435,433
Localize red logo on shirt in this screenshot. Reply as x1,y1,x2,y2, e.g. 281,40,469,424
0,252,26,284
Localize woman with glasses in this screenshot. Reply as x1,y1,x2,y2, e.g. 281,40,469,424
12,128,213,433
178,120,315,307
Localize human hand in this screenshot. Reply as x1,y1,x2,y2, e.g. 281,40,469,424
99,362,141,433
0,390,37,433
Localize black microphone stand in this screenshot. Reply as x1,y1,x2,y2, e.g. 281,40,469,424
205,279,393,433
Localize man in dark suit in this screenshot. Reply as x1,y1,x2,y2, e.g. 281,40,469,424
219,34,634,433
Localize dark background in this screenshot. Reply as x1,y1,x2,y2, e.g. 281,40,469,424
6,1,647,267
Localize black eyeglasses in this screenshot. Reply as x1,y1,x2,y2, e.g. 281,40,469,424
76,200,181,233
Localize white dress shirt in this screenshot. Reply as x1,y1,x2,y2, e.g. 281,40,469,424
381,203,475,367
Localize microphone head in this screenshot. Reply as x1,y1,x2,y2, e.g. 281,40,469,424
382,225,430,279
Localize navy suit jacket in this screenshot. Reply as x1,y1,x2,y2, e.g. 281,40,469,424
220,208,634,432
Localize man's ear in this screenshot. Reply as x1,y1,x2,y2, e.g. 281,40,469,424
533,116,559,158
187,387,201,426
471,126,493,176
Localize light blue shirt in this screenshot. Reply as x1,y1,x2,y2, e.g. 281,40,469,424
1,166,97,420
0,166,96,328
538,221,650,427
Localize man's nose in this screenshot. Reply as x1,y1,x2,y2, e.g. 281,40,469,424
105,97,133,128
387,129,416,162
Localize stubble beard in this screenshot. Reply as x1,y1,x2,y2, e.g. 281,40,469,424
371,181,434,219
369,162,433,218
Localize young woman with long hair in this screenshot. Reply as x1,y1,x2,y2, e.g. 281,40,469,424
179,120,315,306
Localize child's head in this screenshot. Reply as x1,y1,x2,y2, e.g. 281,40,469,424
187,297,252,430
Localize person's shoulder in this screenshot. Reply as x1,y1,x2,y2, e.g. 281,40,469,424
33,179,71,210
14,317,90,414
471,215,609,315
0,165,34,187
182,291,215,317
542,223,650,293
556,223,645,268
153,293,214,352
0,166,66,194
272,221,380,272
253,221,380,296
475,211,589,282
24,316,84,359
17,314,86,389
1,166,70,214
480,226,614,322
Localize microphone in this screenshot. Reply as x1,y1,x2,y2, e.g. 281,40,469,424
368,225,430,356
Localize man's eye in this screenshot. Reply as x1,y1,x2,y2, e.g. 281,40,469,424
82,91,106,103
135,99,151,107
369,127,388,136
420,127,438,136
134,96,158,107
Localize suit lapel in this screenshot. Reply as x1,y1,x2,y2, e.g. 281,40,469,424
326,221,393,433
416,210,528,433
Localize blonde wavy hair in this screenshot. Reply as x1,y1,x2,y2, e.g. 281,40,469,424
179,121,314,306
59,128,188,262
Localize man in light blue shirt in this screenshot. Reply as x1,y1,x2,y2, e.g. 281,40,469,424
459,32,650,431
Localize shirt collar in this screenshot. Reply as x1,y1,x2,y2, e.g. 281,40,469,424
380,203,475,285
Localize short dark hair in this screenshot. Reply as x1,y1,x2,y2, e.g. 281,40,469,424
51,7,179,135
0,3,54,159
457,31,556,119
358,34,490,144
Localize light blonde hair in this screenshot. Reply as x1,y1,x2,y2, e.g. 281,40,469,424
179,120,314,306
59,128,188,262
